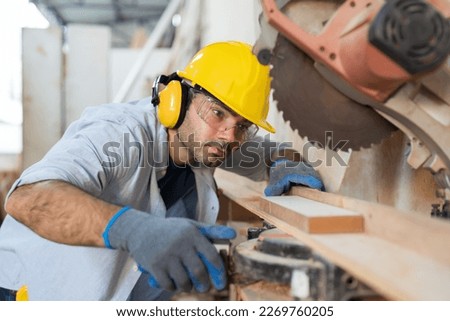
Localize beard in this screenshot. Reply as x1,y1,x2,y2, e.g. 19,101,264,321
176,130,240,167
174,108,242,167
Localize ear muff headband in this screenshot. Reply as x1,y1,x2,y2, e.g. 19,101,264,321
152,73,189,129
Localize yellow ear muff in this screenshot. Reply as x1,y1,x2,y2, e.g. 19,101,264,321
156,81,188,129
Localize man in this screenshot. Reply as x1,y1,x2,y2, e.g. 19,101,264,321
0,41,323,300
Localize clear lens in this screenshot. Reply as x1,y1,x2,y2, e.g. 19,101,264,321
192,89,258,140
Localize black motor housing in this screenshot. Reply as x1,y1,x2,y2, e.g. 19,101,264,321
369,0,450,74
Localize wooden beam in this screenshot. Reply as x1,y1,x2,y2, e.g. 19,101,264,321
260,196,364,233
289,186,450,267
243,199,450,300
214,169,450,300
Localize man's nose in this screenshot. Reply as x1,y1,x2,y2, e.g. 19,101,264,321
217,126,237,142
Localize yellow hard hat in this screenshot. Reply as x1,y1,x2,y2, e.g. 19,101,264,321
177,41,275,133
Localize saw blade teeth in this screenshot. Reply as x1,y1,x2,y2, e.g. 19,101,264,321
270,35,396,152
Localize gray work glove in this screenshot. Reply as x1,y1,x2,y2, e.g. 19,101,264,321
264,159,325,196
102,207,236,293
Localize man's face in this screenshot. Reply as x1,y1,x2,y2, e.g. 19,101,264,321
175,91,256,167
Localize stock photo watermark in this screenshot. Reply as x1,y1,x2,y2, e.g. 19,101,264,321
100,132,349,169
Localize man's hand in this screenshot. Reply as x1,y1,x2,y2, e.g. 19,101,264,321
102,207,236,293
264,159,324,196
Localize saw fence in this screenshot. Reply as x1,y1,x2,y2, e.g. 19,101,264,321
215,168,450,301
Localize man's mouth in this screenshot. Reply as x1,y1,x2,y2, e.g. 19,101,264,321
208,146,225,158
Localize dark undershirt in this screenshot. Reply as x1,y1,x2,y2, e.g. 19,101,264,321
157,157,197,218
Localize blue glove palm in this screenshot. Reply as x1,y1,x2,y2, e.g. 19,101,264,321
264,159,324,196
140,225,233,292
103,208,236,293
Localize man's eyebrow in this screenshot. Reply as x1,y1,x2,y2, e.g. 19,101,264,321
194,87,233,114
218,103,255,125
199,89,253,125
216,102,237,116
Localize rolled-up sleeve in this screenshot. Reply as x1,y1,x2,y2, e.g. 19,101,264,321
8,106,146,199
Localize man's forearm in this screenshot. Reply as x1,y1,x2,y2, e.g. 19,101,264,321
5,180,120,247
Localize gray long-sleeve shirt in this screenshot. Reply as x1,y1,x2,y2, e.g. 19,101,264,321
0,97,274,300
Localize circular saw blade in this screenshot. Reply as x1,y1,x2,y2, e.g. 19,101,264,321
271,35,397,151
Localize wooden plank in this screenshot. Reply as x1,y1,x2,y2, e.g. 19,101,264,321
243,199,450,300
290,186,450,267
214,170,450,300
218,192,261,222
260,196,364,233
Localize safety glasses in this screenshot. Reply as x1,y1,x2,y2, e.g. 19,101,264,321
191,89,259,141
